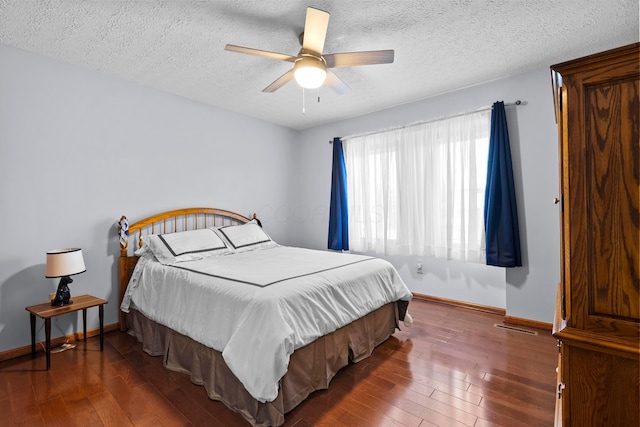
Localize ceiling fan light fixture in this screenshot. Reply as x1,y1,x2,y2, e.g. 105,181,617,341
293,55,327,89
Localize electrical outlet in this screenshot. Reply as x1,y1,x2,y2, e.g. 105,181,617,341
416,262,423,274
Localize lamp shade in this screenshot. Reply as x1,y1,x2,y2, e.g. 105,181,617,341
45,248,86,278
293,55,327,89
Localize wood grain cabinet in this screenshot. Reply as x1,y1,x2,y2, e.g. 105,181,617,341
551,43,639,427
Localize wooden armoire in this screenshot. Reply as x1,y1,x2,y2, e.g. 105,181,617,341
551,43,639,426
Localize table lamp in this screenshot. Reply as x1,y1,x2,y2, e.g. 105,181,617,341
45,248,86,306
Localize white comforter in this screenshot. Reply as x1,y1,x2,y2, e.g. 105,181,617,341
121,246,412,402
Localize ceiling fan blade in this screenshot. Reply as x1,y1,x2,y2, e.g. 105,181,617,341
225,44,296,63
262,69,295,93
324,71,350,95
324,50,394,68
302,7,330,55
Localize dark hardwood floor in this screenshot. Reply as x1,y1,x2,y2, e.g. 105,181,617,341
1,299,558,426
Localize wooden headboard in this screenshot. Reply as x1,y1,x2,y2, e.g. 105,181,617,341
117,207,254,331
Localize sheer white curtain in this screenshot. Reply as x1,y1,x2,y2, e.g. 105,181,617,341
343,110,491,263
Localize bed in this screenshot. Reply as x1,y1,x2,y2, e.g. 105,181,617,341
117,207,412,426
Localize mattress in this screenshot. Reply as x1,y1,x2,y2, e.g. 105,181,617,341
121,245,412,402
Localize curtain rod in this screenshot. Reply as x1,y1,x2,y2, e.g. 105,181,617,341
330,100,524,143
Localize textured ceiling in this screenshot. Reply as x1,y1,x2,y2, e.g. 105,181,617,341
1,0,638,130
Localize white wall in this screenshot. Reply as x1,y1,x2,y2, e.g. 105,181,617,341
292,67,561,323
0,42,561,355
0,44,299,353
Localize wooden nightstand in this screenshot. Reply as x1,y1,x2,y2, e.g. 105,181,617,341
26,294,108,370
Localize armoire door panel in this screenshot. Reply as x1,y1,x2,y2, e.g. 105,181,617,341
565,345,640,427
563,48,640,338
585,79,639,323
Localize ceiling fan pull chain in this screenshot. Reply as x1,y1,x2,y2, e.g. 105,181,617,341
302,88,306,113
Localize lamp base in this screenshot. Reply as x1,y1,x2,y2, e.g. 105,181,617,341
51,299,73,307
50,276,73,306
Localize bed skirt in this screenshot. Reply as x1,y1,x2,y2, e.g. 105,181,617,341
126,302,398,426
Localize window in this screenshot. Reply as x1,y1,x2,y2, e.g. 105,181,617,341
343,110,491,263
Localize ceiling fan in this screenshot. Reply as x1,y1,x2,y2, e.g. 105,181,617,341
224,7,394,95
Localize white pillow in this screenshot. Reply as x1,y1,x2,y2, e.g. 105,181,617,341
146,228,232,264
215,221,277,253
